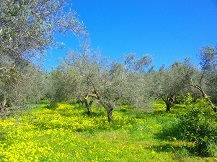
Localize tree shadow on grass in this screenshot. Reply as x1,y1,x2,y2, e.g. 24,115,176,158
150,143,192,161
155,120,184,141
43,103,58,110
150,143,175,153
0,130,7,141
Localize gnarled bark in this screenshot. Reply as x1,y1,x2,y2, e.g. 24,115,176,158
81,94,94,116
100,100,113,122
84,99,93,116
162,95,176,112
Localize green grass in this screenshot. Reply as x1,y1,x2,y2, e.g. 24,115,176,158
0,102,216,162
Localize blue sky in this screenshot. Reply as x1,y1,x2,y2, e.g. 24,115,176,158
44,0,217,71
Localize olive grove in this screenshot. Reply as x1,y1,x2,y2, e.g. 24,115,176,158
1,0,217,121
50,52,153,122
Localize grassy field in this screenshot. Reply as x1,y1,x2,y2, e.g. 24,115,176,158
0,101,216,162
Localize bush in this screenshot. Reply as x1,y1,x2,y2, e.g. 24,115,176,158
179,98,217,157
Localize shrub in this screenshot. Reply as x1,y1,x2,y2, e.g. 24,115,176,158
179,98,217,157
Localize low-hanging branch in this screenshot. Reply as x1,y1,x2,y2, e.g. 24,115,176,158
189,79,217,113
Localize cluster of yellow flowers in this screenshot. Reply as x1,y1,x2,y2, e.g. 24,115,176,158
1,103,211,161
0,103,147,161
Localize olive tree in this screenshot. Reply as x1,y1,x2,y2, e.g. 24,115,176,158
150,58,193,111
189,46,217,112
0,0,86,60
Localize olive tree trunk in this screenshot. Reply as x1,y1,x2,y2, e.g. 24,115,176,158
163,95,176,112
84,99,93,116
100,100,113,122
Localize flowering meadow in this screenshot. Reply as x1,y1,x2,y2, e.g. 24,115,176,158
0,102,216,161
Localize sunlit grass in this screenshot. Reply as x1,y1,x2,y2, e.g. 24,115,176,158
0,102,215,161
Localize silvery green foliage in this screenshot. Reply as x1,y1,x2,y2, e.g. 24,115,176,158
190,46,217,111
0,0,87,109
1,0,61,60
198,46,217,101
52,52,153,121
198,46,216,72
150,58,194,111
206,70,217,103
68,52,152,109
190,46,217,92
50,50,153,120
0,0,86,69
0,63,48,106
